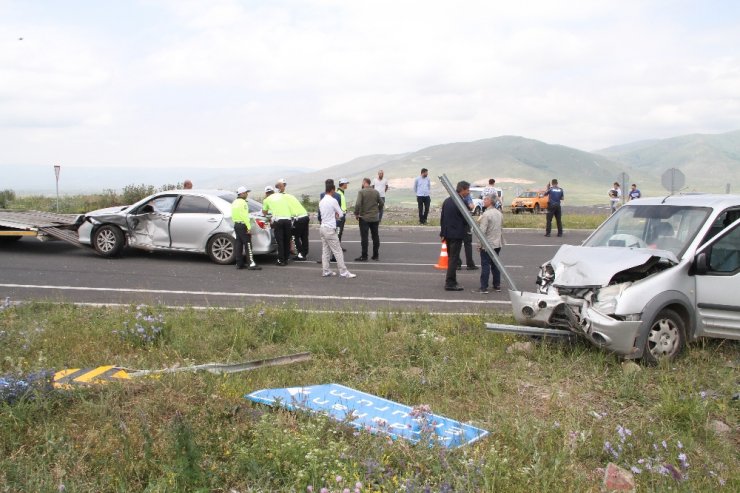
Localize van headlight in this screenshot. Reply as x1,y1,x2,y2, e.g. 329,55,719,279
593,283,631,314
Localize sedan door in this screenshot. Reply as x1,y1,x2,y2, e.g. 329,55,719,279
127,195,177,248
169,195,224,250
694,220,740,339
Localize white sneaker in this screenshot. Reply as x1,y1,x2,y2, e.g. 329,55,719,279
340,271,356,279
322,271,337,277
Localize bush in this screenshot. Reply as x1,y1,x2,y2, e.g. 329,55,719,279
0,189,16,208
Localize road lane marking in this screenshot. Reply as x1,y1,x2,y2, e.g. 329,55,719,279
0,283,512,305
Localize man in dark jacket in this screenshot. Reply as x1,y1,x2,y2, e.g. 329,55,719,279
440,180,470,291
353,177,383,261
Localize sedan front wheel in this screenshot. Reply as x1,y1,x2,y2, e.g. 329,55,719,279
93,225,125,257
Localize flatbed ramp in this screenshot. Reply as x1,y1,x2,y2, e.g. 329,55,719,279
0,210,87,249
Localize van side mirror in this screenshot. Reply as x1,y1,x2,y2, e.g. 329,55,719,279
694,252,709,275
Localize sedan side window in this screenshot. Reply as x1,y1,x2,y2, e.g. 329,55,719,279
175,195,214,214
145,196,178,214
707,225,740,274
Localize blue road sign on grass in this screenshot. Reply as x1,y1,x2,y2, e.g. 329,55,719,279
245,383,488,448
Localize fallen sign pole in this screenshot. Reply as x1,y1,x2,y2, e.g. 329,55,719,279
53,352,312,388
484,322,577,340
438,174,518,291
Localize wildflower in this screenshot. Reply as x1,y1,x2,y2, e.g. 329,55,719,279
700,390,707,399
320,488,329,493
662,440,668,450
336,475,343,483
677,440,683,449
603,441,619,459
616,425,632,442
343,489,350,493
306,486,313,493
678,453,689,469
630,466,642,474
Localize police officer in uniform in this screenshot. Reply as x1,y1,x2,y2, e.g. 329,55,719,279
283,192,310,260
544,179,565,237
336,178,349,250
262,186,293,266
232,186,261,270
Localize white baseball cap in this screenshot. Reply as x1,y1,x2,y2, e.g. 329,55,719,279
264,185,275,193
276,178,286,185
338,178,349,185
236,186,250,194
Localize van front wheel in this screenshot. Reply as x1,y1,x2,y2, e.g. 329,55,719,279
643,309,685,364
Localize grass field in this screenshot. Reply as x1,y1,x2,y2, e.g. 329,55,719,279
1,302,737,492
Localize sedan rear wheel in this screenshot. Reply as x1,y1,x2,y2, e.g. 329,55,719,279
207,233,236,264
93,225,125,257
643,308,685,364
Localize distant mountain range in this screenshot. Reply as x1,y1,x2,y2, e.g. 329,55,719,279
6,130,739,206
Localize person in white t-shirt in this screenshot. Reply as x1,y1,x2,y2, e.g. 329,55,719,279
372,169,389,222
608,182,622,214
319,182,356,278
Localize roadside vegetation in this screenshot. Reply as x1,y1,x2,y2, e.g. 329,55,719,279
2,186,609,230
1,302,737,491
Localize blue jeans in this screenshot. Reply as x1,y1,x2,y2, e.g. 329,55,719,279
480,248,501,289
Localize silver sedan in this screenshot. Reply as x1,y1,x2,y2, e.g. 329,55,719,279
77,189,276,264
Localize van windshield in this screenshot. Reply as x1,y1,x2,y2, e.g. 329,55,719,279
584,205,711,257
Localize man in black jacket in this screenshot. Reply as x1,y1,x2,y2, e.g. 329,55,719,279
440,180,470,291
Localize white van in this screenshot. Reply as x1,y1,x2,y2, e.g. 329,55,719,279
510,194,740,363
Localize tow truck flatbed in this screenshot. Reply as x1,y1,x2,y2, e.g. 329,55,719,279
0,209,86,248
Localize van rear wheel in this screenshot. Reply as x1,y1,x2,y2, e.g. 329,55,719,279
643,309,685,364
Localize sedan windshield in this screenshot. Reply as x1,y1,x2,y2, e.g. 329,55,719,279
585,205,711,257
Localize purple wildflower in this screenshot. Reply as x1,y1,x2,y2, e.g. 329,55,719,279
630,466,642,474
678,453,689,469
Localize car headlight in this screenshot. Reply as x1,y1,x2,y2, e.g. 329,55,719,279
592,283,631,314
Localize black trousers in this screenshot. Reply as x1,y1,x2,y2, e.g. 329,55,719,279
273,219,292,262
546,204,563,235
458,227,476,267
234,222,253,267
337,215,346,242
445,238,463,287
417,196,430,224
291,216,310,257
358,218,380,259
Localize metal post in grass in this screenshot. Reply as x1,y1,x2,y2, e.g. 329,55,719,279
54,165,61,212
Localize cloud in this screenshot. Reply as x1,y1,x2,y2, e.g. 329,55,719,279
1,0,739,168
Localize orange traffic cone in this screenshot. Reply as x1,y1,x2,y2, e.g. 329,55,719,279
434,240,449,270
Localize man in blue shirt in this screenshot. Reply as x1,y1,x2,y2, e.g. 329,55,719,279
628,183,641,201
414,168,431,225
543,179,564,237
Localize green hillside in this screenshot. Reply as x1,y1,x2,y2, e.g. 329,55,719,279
274,131,740,207
595,130,740,193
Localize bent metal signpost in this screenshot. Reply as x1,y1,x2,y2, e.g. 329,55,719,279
246,383,489,448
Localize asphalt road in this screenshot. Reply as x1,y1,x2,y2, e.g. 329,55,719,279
0,226,591,314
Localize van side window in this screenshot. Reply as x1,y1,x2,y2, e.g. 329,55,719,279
706,224,740,274
703,208,740,244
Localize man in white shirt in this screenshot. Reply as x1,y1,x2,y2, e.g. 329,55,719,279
608,182,622,214
319,182,356,278
372,169,389,222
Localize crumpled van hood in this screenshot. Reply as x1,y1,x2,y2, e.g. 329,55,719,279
550,245,678,288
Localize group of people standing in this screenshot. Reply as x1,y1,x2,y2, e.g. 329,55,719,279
609,182,642,213
230,170,390,278
440,180,505,293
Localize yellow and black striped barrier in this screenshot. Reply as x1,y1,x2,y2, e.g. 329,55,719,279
51,352,312,389
53,365,131,389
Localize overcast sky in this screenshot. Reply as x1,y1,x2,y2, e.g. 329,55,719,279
1,0,739,171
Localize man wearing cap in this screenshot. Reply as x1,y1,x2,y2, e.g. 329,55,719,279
231,187,261,270
283,191,310,261
319,182,356,278
354,177,382,261
336,178,349,247
275,178,287,194
262,186,292,266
